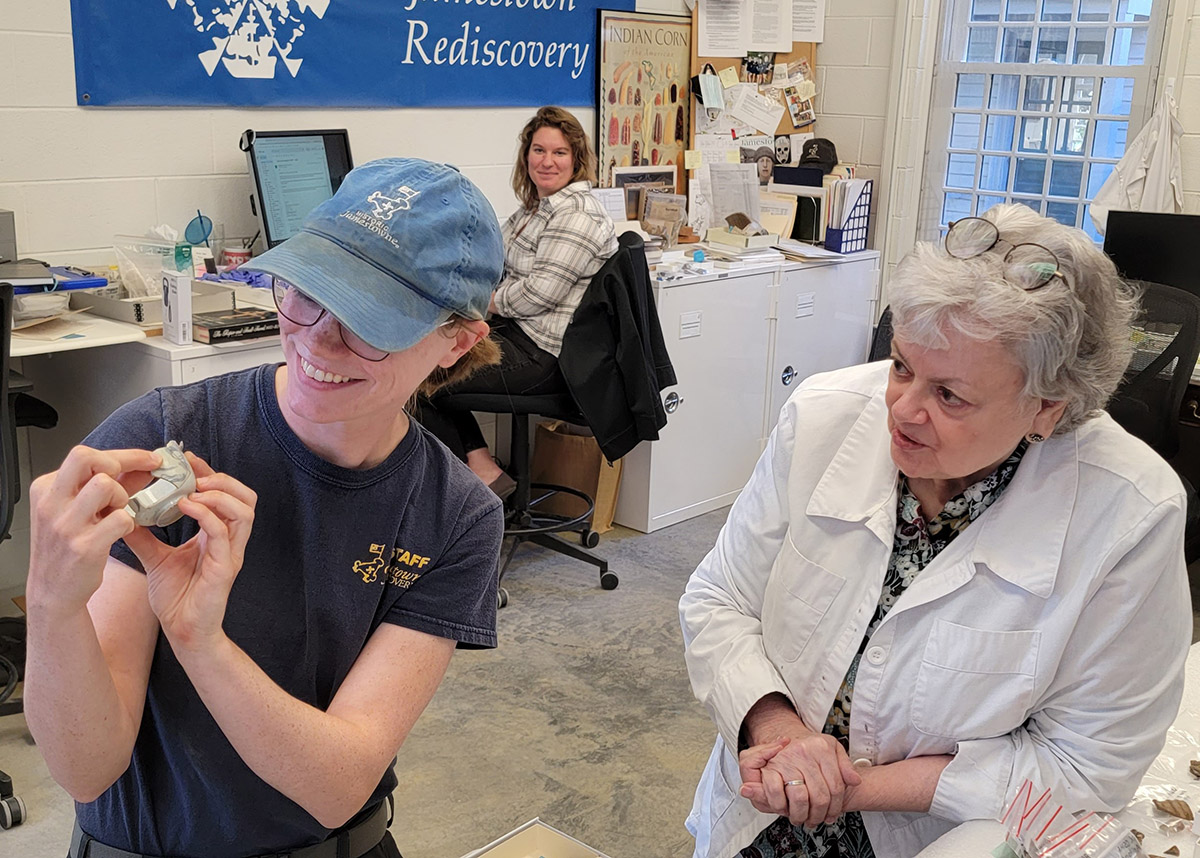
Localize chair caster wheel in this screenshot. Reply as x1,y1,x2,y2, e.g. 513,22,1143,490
581,529,600,549
497,588,509,609
600,571,619,590
0,794,26,829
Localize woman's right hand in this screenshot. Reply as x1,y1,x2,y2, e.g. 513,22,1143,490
26,445,162,614
739,695,862,828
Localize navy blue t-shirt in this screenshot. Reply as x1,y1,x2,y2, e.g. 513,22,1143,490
75,364,502,857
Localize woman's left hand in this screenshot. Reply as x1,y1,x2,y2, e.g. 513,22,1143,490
123,453,256,653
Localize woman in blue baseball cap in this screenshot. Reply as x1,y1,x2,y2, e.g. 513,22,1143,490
414,106,618,498
24,159,506,858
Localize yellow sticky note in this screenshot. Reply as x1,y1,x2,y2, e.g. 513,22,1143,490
725,150,740,163
718,66,739,88
684,150,702,170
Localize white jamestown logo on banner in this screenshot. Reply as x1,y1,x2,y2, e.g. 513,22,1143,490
166,0,331,79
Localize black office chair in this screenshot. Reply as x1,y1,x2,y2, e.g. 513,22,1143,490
0,281,53,830
1107,280,1200,561
869,306,894,362
437,233,673,608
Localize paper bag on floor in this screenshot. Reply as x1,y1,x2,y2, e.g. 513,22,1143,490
530,420,623,534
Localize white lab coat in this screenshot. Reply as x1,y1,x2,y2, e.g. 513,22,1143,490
680,362,1190,858
1090,89,1183,235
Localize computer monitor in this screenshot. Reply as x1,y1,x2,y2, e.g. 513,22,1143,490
1103,210,1200,297
240,129,354,249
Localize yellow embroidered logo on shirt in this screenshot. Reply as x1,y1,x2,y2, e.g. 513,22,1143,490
353,543,431,588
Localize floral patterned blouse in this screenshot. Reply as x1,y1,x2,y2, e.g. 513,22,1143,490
738,442,1028,858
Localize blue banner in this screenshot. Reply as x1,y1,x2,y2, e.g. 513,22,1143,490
70,0,635,107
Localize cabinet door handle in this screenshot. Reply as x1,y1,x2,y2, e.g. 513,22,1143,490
664,392,682,414
781,365,796,386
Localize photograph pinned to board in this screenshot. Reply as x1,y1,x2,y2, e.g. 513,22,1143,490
613,164,678,221
738,136,777,186
742,51,775,85
783,86,817,129
597,9,692,188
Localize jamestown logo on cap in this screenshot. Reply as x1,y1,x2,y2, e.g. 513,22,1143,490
367,187,421,220
339,185,423,251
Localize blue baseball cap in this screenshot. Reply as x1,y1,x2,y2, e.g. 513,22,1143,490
244,158,503,353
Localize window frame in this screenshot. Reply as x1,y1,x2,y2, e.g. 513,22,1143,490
918,0,1168,242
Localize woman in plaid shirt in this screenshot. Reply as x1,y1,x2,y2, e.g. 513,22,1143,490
416,106,617,498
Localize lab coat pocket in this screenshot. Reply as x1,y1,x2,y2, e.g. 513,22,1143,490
762,535,845,665
911,619,1039,739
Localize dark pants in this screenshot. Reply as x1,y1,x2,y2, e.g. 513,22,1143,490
414,316,565,462
67,836,399,858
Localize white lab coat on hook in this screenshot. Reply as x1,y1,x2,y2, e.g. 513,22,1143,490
1090,88,1183,235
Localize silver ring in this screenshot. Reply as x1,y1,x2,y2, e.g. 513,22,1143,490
784,779,805,787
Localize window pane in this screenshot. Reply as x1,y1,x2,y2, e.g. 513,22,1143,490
1024,75,1055,110
967,27,999,61
980,156,1011,191
1087,162,1115,197
1116,0,1152,21
1083,206,1103,242
1049,159,1084,195
1006,0,1037,19
1002,27,1034,61
1060,77,1095,113
1092,119,1128,157
955,74,987,107
984,114,1017,150
1111,27,1148,64
1020,116,1049,151
978,195,1007,214
972,0,1002,20
947,153,979,188
1055,118,1089,154
1046,201,1078,225
944,193,974,223
1074,28,1108,63
1041,0,1071,20
1037,28,1069,62
951,113,983,147
1013,158,1047,193
1098,77,1134,114
990,74,1021,108
1079,0,1111,21
1012,197,1044,213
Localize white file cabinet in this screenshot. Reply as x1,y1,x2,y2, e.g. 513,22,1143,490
766,255,880,433
615,253,880,533
22,336,284,477
614,267,775,533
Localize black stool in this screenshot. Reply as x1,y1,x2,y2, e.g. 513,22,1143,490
438,391,617,608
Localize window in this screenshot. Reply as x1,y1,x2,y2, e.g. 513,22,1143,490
920,0,1165,241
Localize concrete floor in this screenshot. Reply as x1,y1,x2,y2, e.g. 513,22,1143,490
0,509,728,858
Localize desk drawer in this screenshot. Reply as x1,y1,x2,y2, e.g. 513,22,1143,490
178,343,284,384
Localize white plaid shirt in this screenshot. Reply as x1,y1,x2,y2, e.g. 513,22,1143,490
493,181,618,356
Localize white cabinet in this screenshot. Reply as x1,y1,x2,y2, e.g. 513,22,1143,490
766,256,880,433
614,269,774,533
22,337,284,478
615,253,880,533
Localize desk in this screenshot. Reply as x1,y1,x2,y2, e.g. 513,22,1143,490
10,312,147,358
916,642,1200,858
614,252,881,533
0,330,283,591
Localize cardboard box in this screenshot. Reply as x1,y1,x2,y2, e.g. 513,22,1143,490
462,819,612,858
71,280,233,327
161,269,192,345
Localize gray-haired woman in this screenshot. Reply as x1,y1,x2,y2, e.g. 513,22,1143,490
680,204,1190,858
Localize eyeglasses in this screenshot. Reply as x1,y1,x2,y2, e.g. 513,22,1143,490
272,279,391,362
944,217,1065,292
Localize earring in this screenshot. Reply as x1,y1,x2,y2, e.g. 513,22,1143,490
1027,433,1045,443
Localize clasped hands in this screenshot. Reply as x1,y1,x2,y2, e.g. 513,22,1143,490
28,445,257,651
739,727,863,829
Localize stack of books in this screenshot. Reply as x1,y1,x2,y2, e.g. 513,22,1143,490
0,260,55,291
